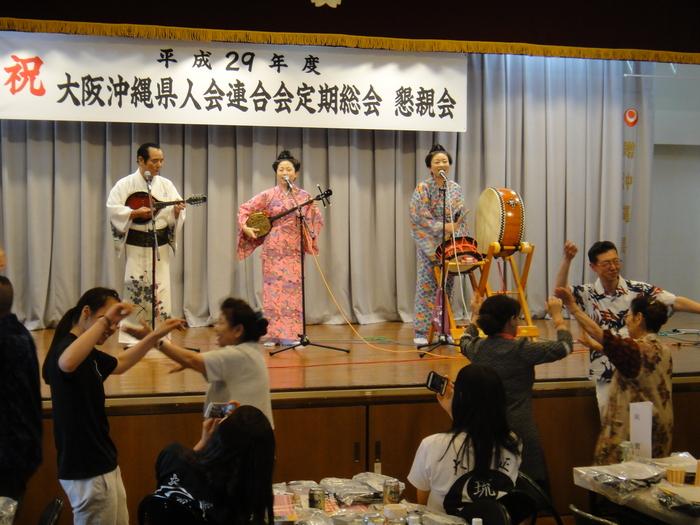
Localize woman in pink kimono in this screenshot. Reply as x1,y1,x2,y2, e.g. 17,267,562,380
238,151,324,347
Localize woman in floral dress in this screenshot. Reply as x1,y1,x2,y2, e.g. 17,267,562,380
555,288,673,465
238,151,324,346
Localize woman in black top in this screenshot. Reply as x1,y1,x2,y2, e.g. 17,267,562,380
42,287,183,525
154,404,275,525
459,294,573,494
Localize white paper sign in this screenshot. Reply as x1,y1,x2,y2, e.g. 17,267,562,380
630,401,653,458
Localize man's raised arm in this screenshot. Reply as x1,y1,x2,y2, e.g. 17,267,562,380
555,240,579,291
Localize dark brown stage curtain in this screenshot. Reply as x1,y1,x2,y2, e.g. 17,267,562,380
2,0,700,63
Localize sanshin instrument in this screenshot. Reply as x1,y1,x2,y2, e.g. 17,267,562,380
246,189,331,238
126,192,207,224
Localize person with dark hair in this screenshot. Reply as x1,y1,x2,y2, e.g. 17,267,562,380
409,144,469,345
555,240,700,417
408,364,534,525
131,297,274,426
106,142,186,344
555,287,673,464
152,404,275,525
237,150,324,347
459,294,572,493
0,276,42,518
42,287,184,525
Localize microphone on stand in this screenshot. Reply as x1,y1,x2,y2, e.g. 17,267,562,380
283,175,293,189
144,170,152,182
438,169,446,180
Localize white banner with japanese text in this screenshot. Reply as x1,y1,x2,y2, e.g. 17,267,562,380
0,31,467,132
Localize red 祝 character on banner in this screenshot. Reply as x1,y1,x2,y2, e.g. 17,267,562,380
3,55,46,96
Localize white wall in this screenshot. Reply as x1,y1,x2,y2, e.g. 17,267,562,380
649,63,700,299
650,145,700,300
653,63,700,145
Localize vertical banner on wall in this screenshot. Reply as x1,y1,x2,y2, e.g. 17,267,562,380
621,62,655,279
621,106,638,257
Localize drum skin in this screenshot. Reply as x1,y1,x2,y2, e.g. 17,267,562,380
475,188,524,257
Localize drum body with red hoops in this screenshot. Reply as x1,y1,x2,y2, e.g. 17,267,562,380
435,236,482,274
475,187,525,257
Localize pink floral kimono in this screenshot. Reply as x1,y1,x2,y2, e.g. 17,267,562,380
238,185,323,342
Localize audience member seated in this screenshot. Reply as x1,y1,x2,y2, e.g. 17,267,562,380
152,404,275,525
408,364,535,525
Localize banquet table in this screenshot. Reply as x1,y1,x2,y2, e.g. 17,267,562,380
574,462,700,525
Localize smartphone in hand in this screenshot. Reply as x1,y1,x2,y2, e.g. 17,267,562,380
204,402,236,419
426,371,448,396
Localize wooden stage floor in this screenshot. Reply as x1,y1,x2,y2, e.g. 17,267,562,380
31,313,700,403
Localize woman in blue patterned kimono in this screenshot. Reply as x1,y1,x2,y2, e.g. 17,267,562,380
409,144,469,345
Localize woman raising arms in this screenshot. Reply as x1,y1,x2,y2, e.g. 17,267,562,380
131,297,274,426
42,287,184,525
459,294,573,494
555,287,672,464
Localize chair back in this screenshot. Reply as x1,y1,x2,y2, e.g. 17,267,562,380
138,494,208,525
454,499,513,525
515,472,563,525
37,498,63,525
569,504,618,525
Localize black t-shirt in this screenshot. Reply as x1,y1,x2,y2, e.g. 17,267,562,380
155,442,214,520
45,333,118,479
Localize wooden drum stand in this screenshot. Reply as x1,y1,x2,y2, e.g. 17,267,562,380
427,240,538,343
469,240,538,340
427,187,539,344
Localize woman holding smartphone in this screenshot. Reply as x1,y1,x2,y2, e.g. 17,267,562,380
151,404,275,525
409,364,534,525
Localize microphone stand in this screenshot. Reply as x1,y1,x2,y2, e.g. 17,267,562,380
145,171,160,329
270,179,348,356
418,173,460,356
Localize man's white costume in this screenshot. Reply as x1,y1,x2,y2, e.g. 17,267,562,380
107,170,185,343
